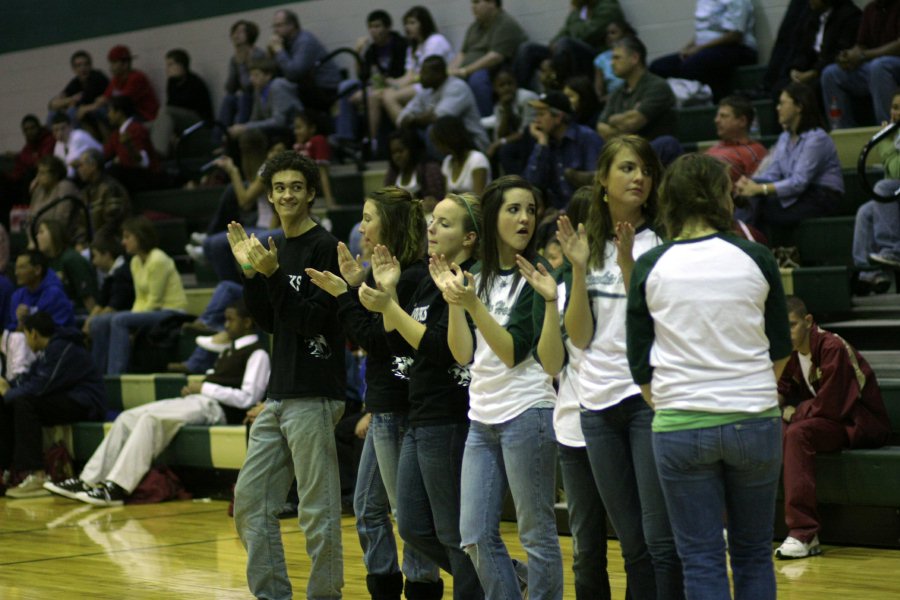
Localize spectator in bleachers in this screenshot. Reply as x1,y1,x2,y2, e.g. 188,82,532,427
46,299,270,507
853,89,900,293
103,96,162,194
1,115,55,213
76,148,131,243
448,0,528,116
398,55,490,153
168,280,245,374
219,20,267,129
382,128,444,213
821,0,900,127
267,9,340,113
88,216,187,375
735,82,843,235
649,0,758,101
706,95,767,183
431,115,491,196
50,112,102,179
482,67,538,177
596,37,678,143
776,295,891,559
150,49,213,158
47,50,110,123
513,0,625,90
564,75,602,127
778,0,861,95
36,220,97,314
593,19,635,104
334,10,408,149
1,311,106,499
228,57,302,142
83,234,135,336
27,155,81,244
524,91,603,209
78,45,159,124
293,112,335,208
379,7,455,141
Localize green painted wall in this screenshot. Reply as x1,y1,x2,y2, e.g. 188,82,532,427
0,1,295,55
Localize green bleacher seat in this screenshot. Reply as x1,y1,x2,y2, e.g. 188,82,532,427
789,266,852,313
132,186,224,231
795,216,855,267
676,105,718,144
729,65,766,92
841,168,885,215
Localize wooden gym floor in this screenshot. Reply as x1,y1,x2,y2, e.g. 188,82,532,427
1,497,899,599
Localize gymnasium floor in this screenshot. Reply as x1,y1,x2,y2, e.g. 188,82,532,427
1,497,898,599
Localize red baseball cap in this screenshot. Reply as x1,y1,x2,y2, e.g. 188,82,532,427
107,45,134,62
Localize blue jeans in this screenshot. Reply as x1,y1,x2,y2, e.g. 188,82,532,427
580,396,683,600
466,68,495,117
335,79,362,141
821,56,900,127
234,397,345,600
397,423,484,600
852,180,900,269
204,227,283,282
558,444,612,600
219,91,253,127
460,407,563,600
354,412,440,582
89,309,178,375
653,417,782,600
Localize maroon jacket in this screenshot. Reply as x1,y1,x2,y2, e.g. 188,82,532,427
778,324,891,448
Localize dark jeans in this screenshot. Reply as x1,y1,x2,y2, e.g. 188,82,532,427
0,392,94,471
396,423,484,600
650,45,758,100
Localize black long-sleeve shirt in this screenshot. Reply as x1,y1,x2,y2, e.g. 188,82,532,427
243,225,345,401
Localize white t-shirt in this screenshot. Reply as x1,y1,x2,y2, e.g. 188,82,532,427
442,150,491,194
553,277,586,447
579,227,662,411
54,129,103,178
405,33,455,74
798,352,816,395
393,170,420,197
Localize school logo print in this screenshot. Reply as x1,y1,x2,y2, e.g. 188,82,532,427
410,305,429,322
288,274,303,292
307,334,332,359
391,355,413,380
448,363,471,387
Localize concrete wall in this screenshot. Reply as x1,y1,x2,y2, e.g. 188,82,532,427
0,0,796,152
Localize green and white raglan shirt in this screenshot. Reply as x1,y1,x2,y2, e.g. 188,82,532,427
469,260,556,425
626,232,792,432
578,226,663,411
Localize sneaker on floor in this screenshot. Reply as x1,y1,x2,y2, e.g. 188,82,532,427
185,243,206,263
75,482,127,507
44,477,90,501
196,332,230,353
6,472,51,499
775,535,822,559
869,252,900,268
190,232,208,245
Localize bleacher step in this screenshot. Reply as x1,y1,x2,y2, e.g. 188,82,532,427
865,352,900,379
819,318,900,350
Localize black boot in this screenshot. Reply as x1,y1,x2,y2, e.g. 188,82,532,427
404,579,444,600
366,572,404,600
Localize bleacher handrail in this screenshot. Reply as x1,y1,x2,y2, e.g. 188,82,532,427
858,121,900,202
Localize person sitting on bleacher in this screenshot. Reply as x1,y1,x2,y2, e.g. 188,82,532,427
227,57,302,143
36,219,98,314
853,89,900,293
0,115,55,210
776,295,891,559
50,111,102,179
46,299,270,507
27,155,81,245
706,94,767,183
219,20,268,129
83,234,135,337
735,82,843,237
2,311,106,499
104,95,162,194
76,148,131,243
149,48,213,159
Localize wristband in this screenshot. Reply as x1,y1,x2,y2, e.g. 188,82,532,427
241,263,254,270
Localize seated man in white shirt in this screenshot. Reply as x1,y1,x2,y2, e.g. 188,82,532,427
45,299,270,506
50,112,102,179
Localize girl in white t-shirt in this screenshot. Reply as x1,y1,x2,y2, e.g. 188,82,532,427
381,6,454,125
561,136,684,600
431,115,490,196
433,176,562,598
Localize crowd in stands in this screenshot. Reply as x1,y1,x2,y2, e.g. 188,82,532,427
0,1,899,599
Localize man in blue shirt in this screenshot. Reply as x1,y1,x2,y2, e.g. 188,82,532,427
524,90,603,209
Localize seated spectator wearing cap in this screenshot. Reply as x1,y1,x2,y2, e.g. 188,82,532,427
50,112,102,179
47,50,110,124
150,49,213,158
649,0,758,101
597,37,677,143
78,45,159,124
524,91,603,209
398,55,489,155
228,57,302,143
103,96,162,194
219,20,268,129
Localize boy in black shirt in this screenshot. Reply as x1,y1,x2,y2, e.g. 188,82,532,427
228,151,346,600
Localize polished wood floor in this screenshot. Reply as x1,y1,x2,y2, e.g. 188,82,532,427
1,496,899,599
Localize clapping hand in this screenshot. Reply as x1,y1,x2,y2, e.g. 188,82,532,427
429,254,476,309
556,216,590,270
516,255,558,302
614,221,636,269
358,281,391,313
337,241,366,287
246,235,279,277
371,244,400,292
305,267,348,297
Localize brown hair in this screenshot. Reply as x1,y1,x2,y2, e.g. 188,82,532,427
444,192,482,259
367,186,426,268
658,153,733,239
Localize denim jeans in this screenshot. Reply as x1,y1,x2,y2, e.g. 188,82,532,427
852,180,900,268
466,68,495,117
460,407,563,600
89,309,178,375
234,397,345,600
204,227,283,282
821,56,900,127
653,417,782,600
218,91,253,127
354,411,440,583
558,444,611,600
580,396,683,600
396,423,484,600
649,45,757,100
335,79,362,141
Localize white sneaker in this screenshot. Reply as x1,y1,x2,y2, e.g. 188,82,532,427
195,333,229,353
185,243,205,262
6,473,51,498
190,232,208,245
775,535,822,559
